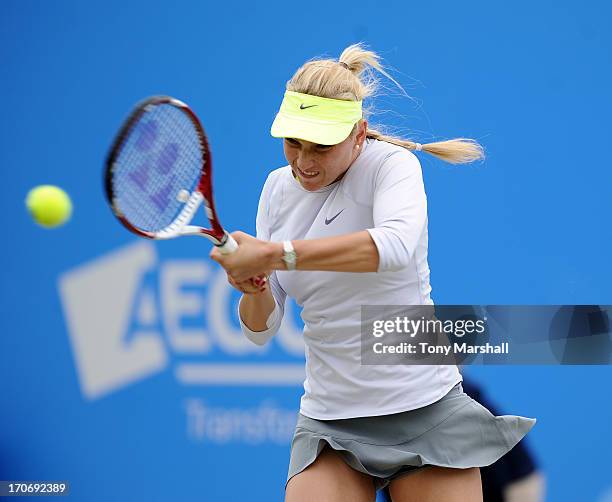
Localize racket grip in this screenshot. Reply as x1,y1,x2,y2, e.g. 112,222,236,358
218,233,238,254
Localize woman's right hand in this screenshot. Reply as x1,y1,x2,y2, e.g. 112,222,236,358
227,272,269,295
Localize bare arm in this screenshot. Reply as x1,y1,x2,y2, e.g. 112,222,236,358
238,288,276,332
211,230,381,283
220,231,378,334
233,232,377,336
264,230,380,273
223,272,277,333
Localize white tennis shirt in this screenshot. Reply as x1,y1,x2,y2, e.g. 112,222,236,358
239,138,461,420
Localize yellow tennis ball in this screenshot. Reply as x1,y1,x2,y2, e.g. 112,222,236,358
25,185,73,228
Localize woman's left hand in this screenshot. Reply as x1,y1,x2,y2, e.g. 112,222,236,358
209,231,277,283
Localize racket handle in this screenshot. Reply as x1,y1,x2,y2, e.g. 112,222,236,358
218,233,238,254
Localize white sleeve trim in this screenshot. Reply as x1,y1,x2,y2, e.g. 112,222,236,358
238,297,282,346
367,226,419,273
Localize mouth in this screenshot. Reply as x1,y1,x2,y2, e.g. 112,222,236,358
296,166,320,179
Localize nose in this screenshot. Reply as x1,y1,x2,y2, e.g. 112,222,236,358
296,152,318,171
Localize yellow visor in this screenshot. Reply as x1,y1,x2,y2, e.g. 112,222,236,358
270,91,362,145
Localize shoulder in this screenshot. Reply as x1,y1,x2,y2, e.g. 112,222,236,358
263,165,289,186
266,165,290,182
372,139,421,177
257,165,295,225
362,137,420,168
260,165,292,198
347,139,423,194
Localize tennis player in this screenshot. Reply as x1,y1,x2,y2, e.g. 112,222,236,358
210,43,536,502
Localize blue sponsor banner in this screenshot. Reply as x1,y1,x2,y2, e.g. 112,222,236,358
58,241,306,399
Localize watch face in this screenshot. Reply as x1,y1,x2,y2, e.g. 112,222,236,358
282,241,296,269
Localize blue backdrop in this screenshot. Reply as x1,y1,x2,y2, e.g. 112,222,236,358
1,1,611,501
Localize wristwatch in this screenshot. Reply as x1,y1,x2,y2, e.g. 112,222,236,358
282,240,297,270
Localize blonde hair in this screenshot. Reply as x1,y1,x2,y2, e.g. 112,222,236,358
286,43,484,165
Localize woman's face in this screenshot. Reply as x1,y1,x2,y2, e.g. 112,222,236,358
283,119,368,191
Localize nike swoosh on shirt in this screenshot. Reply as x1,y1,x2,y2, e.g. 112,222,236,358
325,209,345,225
300,104,318,109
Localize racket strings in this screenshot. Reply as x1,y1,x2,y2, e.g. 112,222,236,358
112,103,204,233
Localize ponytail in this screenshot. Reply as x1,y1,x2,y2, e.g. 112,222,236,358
286,42,485,165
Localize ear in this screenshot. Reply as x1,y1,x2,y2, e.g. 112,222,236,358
355,118,368,145
359,119,368,140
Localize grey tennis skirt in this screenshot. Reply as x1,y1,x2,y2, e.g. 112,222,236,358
287,382,536,490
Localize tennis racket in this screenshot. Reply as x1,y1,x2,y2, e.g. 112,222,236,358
104,95,237,253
